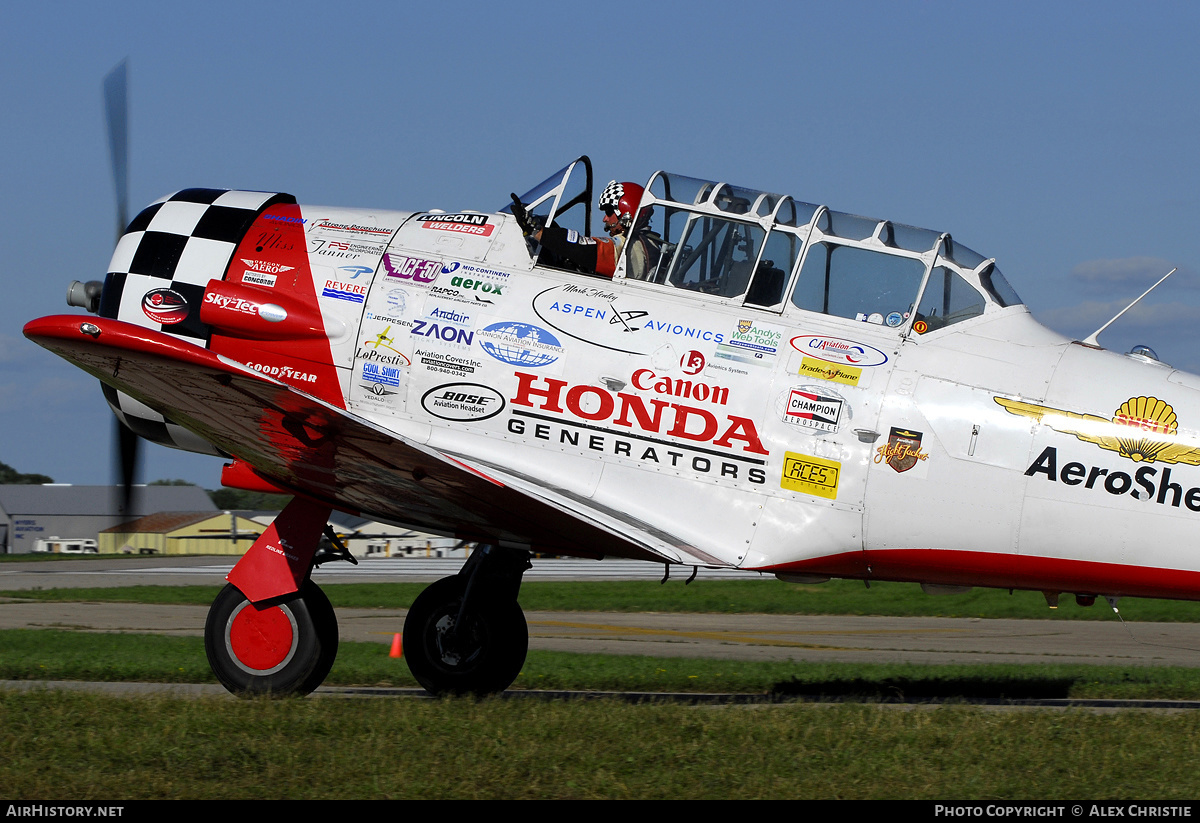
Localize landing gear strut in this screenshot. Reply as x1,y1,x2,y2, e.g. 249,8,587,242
204,580,338,696
403,545,531,696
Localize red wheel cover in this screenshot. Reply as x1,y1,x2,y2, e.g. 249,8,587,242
228,603,296,671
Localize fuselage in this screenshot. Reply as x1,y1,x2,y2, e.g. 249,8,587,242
91,170,1200,600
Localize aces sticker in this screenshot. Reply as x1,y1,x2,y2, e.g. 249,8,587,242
781,452,840,499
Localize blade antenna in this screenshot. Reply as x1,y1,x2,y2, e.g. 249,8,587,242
1082,267,1177,347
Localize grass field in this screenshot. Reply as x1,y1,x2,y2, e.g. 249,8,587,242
5,579,1200,798
11,577,1200,621
4,690,1200,799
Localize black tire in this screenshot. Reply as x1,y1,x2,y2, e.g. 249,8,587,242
204,581,338,697
403,575,528,696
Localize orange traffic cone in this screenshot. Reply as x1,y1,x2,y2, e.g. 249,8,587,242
389,633,403,658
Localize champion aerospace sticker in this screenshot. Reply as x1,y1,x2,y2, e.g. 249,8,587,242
781,387,846,433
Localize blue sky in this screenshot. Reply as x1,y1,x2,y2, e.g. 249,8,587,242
2,1,1198,487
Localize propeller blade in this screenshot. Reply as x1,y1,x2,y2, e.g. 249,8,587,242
103,59,128,239
116,416,141,519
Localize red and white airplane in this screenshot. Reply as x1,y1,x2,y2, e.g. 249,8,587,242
24,74,1199,696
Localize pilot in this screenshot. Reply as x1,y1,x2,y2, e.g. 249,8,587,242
511,181,657,279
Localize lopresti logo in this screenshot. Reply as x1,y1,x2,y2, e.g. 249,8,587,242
790,335,888,367
141,289,189,324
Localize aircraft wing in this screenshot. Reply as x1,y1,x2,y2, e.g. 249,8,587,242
24,315,693,565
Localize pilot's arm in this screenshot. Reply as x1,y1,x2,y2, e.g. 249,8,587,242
534,225,620,278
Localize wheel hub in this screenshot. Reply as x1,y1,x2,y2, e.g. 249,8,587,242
226,601,299,675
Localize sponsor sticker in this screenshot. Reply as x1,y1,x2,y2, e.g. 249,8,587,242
414,348,482,377
716,319,783,366
141,289,189,324
421,383,505,422
797,357,863,386
361,361,403,388
418,213,495,237
781,451,840,499
242,271,277,287
311,219,392,237
321,279,367,303
790,335,888,367
783,387,846,433
242,258,293,275
478,322,564,367
875,427,929,473
382,254,441,284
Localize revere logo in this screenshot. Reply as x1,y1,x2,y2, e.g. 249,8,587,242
421,383,505,422
141,288,189,324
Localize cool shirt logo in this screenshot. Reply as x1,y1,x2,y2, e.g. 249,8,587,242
790,335,888,367
142,289,189,324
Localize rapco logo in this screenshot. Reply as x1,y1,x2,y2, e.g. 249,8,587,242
790,335,888,367
141,289,189,324
421,383,505,422
418,213,495,237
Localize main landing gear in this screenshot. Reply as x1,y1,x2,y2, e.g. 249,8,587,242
403,545,532,696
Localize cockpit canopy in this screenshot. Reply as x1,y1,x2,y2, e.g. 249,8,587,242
508,159,1024,336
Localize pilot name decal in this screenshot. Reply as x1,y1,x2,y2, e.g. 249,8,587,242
781,452,840,499
875,427,929,473
996,396,1200,465
1025,446,1200,512
782,387,845,433
716,319,783,367
507,371,769,486
418,213,495,237
790,335,889,367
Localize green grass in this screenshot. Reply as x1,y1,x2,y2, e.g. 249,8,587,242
4,690,1200,799
9,578,1200,621
4,628,1200,700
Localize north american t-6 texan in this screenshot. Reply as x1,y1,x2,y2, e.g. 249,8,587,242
26,139,1199,697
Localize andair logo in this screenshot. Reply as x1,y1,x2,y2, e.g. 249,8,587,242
141,289,189,324
411,307,475,346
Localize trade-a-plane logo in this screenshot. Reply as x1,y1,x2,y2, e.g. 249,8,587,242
141,288,189,324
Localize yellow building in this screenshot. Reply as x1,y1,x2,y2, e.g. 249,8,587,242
99,511,264,555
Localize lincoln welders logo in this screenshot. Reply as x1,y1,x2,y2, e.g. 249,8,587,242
875,427,928,473
996,395,1200,465
141,288,189,324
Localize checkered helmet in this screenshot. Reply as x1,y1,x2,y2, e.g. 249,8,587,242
598,180,645,228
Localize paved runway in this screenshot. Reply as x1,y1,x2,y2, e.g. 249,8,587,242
2,556,1199,666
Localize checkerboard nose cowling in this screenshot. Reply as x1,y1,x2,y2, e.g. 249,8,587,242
96,188,293,453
